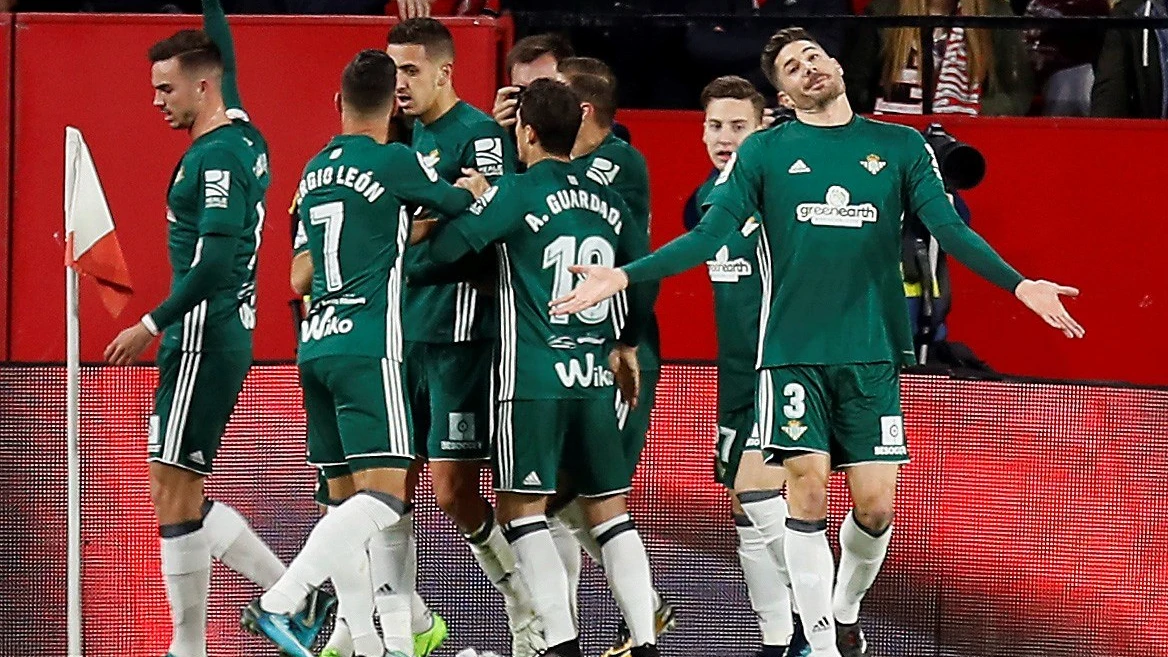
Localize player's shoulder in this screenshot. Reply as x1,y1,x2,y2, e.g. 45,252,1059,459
854,116,924,144
191,125,259,172
451,101,505,135
595,134,648,170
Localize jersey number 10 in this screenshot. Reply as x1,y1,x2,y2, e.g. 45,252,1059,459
543,235,615,326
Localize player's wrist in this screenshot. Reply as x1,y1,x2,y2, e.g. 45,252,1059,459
140,314,160,337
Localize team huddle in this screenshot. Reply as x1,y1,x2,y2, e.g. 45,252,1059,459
102,2,1084,657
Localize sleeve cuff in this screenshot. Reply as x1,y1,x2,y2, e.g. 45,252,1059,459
141,314,160,336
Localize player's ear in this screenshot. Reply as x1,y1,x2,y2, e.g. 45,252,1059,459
334,92,343,117
580,102,594,123
438,62,453,87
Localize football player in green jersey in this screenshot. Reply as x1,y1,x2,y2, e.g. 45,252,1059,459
244,50,487,657
694,75,798,657
386,20,541,655
413,76,659,657
554,60,674,657
551,28,1084,657
287,110,451,657
103,3,336,656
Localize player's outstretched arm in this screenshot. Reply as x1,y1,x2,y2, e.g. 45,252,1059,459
550,203,738,316
202,0,243,111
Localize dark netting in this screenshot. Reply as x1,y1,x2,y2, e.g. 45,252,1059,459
1,365,1166,656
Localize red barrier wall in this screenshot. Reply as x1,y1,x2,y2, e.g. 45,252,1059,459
621,110,1168,386
8,13,507,362
1,14,11,361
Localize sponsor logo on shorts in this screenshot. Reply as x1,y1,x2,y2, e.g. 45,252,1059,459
188,450,205,466
706,245,753,284
781,420,808,441
473,138,505,177
523,471,543,487
796,186,878,228
875,415,906,456
204,170,231,209
300,305,353,342
746,424,762,449
441,412,481,451
554,353,615,389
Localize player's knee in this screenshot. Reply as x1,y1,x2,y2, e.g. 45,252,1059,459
149,476,200,522
853,498,895,533
786,471,830,518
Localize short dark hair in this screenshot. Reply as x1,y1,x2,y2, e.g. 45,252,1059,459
341,49,396,115
760,27,819,87
700,75,766,122
560,70,617,127
147,29,222,74
506,33,574,74
556,56,615,84
387,17,455,62
518,78,581,158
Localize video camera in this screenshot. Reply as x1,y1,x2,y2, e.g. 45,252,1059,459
922,123,985,191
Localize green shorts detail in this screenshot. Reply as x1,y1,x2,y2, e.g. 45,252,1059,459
493,397,629,497
300,356,414,473
147,346,250,475
616,366,659,481
714,406,762,488
404,341,490,461
757,363,908,469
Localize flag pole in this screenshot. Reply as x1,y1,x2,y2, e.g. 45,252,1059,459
65,178,84,657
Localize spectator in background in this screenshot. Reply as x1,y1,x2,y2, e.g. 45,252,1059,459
684,0,850,102
1025,0,1109,116
847,0,1035,115
386,0,498,19
1091,0,1168,117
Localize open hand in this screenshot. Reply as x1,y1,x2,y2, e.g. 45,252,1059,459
455,168,490,198
105,322,156,366
549,265,629,316
1014,279,1085,338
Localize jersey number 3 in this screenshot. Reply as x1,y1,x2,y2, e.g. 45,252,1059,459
543,235,615,326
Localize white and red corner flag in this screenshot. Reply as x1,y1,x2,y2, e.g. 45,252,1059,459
64,126,133,317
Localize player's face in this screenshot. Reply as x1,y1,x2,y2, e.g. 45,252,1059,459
702,98,760,170
386,43,450,117
511,52,559,87
773,40,846,111
151,58,202,131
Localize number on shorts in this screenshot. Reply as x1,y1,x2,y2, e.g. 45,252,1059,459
542,235,616,325
782,382,806,419
309,201,345,292
717,426,736,464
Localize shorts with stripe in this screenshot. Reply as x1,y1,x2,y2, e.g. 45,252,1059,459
300,356,414,478
147,345,250,476
714,405,761,488
404,340,490,461
756,363,909,470
615,366,659,483
493,396,629,498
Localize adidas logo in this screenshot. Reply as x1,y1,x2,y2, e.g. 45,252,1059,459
523,471,542,487
188,450,205,466
788,159,811,174
811,616,832,634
